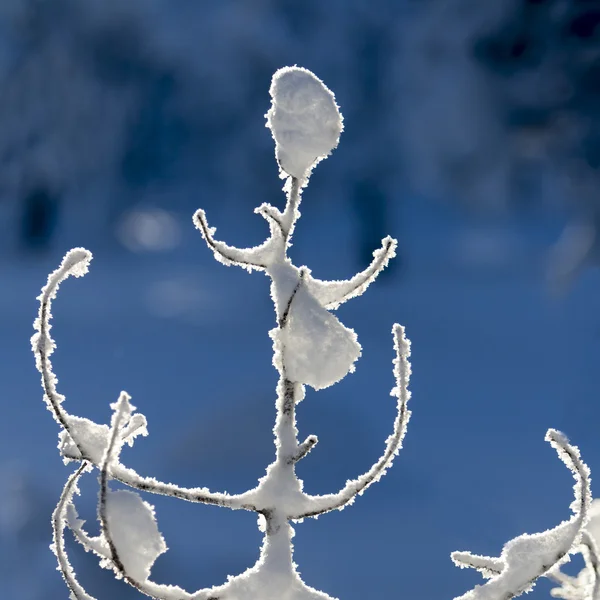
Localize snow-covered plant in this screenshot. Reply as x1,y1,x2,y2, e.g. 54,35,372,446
33,66,595,600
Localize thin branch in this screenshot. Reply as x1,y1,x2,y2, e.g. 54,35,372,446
546,429,591,523
68,488,221,600
67,514,110,561
291,324,411,519
109,462,258,511
99,395,132,580
97,397,222,600
287,435,318,465
193,208,268,271
52,463,96,600
278,269,305,328
56,417,252,509
305,236,397,310
547,567,577,590
32,248,92,454
34,251,257,512
255,203,283,230
279,176,302,244
452,430,591,600
451,551,503,579
580,531,600,600
98,398,171,599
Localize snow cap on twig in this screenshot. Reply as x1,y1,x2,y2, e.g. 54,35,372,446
266,66,343,181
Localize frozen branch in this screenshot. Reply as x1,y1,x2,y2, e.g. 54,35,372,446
33,249,258,513
451,552,503,579
278,176,302,243
32,248,92,447
96,394,222,600
305,236,398,310
193,208,271,271
452,429,591,600
550,531,600,600
290,324,411,519
52,463,96,600
581,531,600,600
288,435,318,465
194,176,302,278
68,495,221,600
98,393,139,584
41,66,402,600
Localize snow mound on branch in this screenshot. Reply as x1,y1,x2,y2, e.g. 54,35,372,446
105,490,166,582
275,283,361,390
266,66,343,180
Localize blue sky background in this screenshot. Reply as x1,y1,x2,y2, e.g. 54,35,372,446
2,1,600,599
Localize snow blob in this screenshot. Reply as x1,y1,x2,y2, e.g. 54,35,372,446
266,66,343,180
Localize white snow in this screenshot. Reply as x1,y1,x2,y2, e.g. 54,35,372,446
266,66,343,181
269,265,361,391
34,62,595,600
452,429,591,600
104,490,167,583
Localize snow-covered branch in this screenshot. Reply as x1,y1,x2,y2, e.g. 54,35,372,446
32,248,258,512
551,503,600,600
452,429,591,600
193,207,271,271
305,236,397,310
290,324,411,519
52,463,96,600
36,63,594,600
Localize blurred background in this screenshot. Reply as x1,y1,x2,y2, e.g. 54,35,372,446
2,0,600,597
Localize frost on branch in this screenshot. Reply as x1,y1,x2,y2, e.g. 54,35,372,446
452,429,591,600
35,65,401,600
273,273,361,390
551,501,600,600
35,64,590,600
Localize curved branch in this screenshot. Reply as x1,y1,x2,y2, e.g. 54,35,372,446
580,531,600,600
550,530,600,600
279,176,302,243
451,552,503,579
291,324,411,519
546,428,591,524
108,461,257,511
193,209,269,271
32,248,92,454
288,435,318,465
452,430,591,600
34,251,257,512
97,403,223,600
52,463,96,600
98,400,166,599
305,236,397,310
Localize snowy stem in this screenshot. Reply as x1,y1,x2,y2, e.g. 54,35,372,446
98,396,142,589
33,249,92,456
261,509,296,573
581,531,600,600
280,176,302,244
290,325,411,519
52,463,96,600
